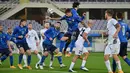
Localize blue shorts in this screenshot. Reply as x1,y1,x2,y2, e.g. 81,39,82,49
0,48,10,56
64,28,80,41
16,43,30,51
42,42,57,53
119,42,128,56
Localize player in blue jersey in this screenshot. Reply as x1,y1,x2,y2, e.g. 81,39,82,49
61,2,83,57
60,8,86,56
71,1,80,17
112,12,130,73
39,22,65,69
0,25,12,67
12,19,32,70
6,27,17,68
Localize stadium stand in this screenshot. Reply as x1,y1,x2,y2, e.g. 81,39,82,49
0,19,129,34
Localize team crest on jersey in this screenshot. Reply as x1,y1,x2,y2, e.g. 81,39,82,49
68,19,74,24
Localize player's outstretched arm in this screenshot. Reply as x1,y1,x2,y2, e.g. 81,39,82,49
113,23,121,38
35,30,40,42
83,32,90,46
50,15,66,21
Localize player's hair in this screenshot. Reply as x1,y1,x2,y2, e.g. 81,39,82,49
65,8,71,14
72,1,80,8
57,21,61,25
116,12,123,19
20,19,26,24
105,9,114,16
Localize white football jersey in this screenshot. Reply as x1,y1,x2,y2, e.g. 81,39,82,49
26,29,39,45
40,28,48,42
107,18,120,44
76,27,91,45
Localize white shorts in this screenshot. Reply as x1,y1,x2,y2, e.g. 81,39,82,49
28,43,37,51
75,44,88,55
104,43,120,55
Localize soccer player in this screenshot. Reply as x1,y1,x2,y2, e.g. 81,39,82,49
112,12,130,73
0,25,12,64
60,8,86,56
40,23,50,53
0,25,12,67
71,1,80,16
6,27,16,68
40,23,56,69
104,10,123,73
61,1,81,57
69,20,93,72
51,8,85,55
39,23,50,67
39,22,64,69
12,19,32,70
23,23,41,69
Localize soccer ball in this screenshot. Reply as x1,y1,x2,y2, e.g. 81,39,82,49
47,8,54,14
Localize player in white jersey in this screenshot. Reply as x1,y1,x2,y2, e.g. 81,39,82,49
23,23,41,69
69,20,93,72
104,10,123,73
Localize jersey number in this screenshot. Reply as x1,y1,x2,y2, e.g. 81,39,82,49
122,25,125,36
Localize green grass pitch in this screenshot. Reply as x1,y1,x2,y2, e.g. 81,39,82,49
0,53,129,73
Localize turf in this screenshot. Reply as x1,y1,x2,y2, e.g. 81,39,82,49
0,52,129,73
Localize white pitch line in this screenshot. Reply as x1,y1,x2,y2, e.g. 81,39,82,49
0,68,76,73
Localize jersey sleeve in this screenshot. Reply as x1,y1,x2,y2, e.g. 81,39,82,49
126,24,130,33
71,8,75,14
57,32,64,40
60,15,66,20
112,19,118,25
71,8,78,16
81,16,85,20
34,30,40,42
75,16,84,22
84,28,91,34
